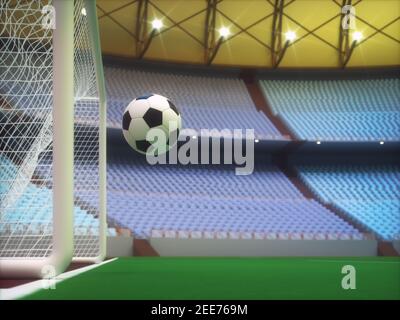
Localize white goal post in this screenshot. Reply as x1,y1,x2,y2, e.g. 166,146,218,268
0,0,74,278
0,0,107,278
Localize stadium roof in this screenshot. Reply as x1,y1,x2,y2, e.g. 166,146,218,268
97,0,400,69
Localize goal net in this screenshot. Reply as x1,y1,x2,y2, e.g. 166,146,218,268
0,0,106,277
72,0,106,261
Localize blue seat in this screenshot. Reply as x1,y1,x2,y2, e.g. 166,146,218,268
260,79,400,141
297,164,400,240
104,66,285,140
104,155,361,239
0,155,104,237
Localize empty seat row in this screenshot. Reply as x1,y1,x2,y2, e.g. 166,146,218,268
104,155,360,239
259,79,400,141
297,164,400,240
104,67,284,139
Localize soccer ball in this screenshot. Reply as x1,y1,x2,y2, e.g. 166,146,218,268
122,94,182,155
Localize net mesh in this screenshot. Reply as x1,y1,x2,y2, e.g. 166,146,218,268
0,0,103,259
0,0,54,258
72,0,101,258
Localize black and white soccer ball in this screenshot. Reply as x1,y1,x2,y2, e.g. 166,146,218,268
122,94,182,155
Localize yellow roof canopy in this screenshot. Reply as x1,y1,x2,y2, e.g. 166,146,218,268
97,0,400,68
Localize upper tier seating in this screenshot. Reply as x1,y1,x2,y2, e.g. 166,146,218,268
260,79,400,141
105,67,284,139
297,164,400,240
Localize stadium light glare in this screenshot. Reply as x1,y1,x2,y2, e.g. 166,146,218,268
380,141,385,145
285,31,296,42
219,27,230,38
316,140,321,145
152,19,163,30
81,8,87,16
192,135,197,139
353,31,363,42
255,139,259,143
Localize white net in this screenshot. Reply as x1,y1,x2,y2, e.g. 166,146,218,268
72,0,103,258
0,0,105,260
0,0,54,258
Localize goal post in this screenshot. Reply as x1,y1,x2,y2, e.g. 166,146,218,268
0,0,107,277
0,0,74,278
51,0,75,273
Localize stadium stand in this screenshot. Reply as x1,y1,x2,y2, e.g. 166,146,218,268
103,155,362,239
0,154,117,238
297,164,400,240
105,66,284,139
259,79,400,141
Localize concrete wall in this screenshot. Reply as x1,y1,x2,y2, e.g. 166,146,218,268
107,236,133,258
150,238,377,257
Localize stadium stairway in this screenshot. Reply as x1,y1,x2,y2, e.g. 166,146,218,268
240,70,294,140
133,239,159,256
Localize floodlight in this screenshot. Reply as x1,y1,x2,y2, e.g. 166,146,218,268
285,31,296,42
353,31,363,42
219,27,230,38
152,19,163,30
